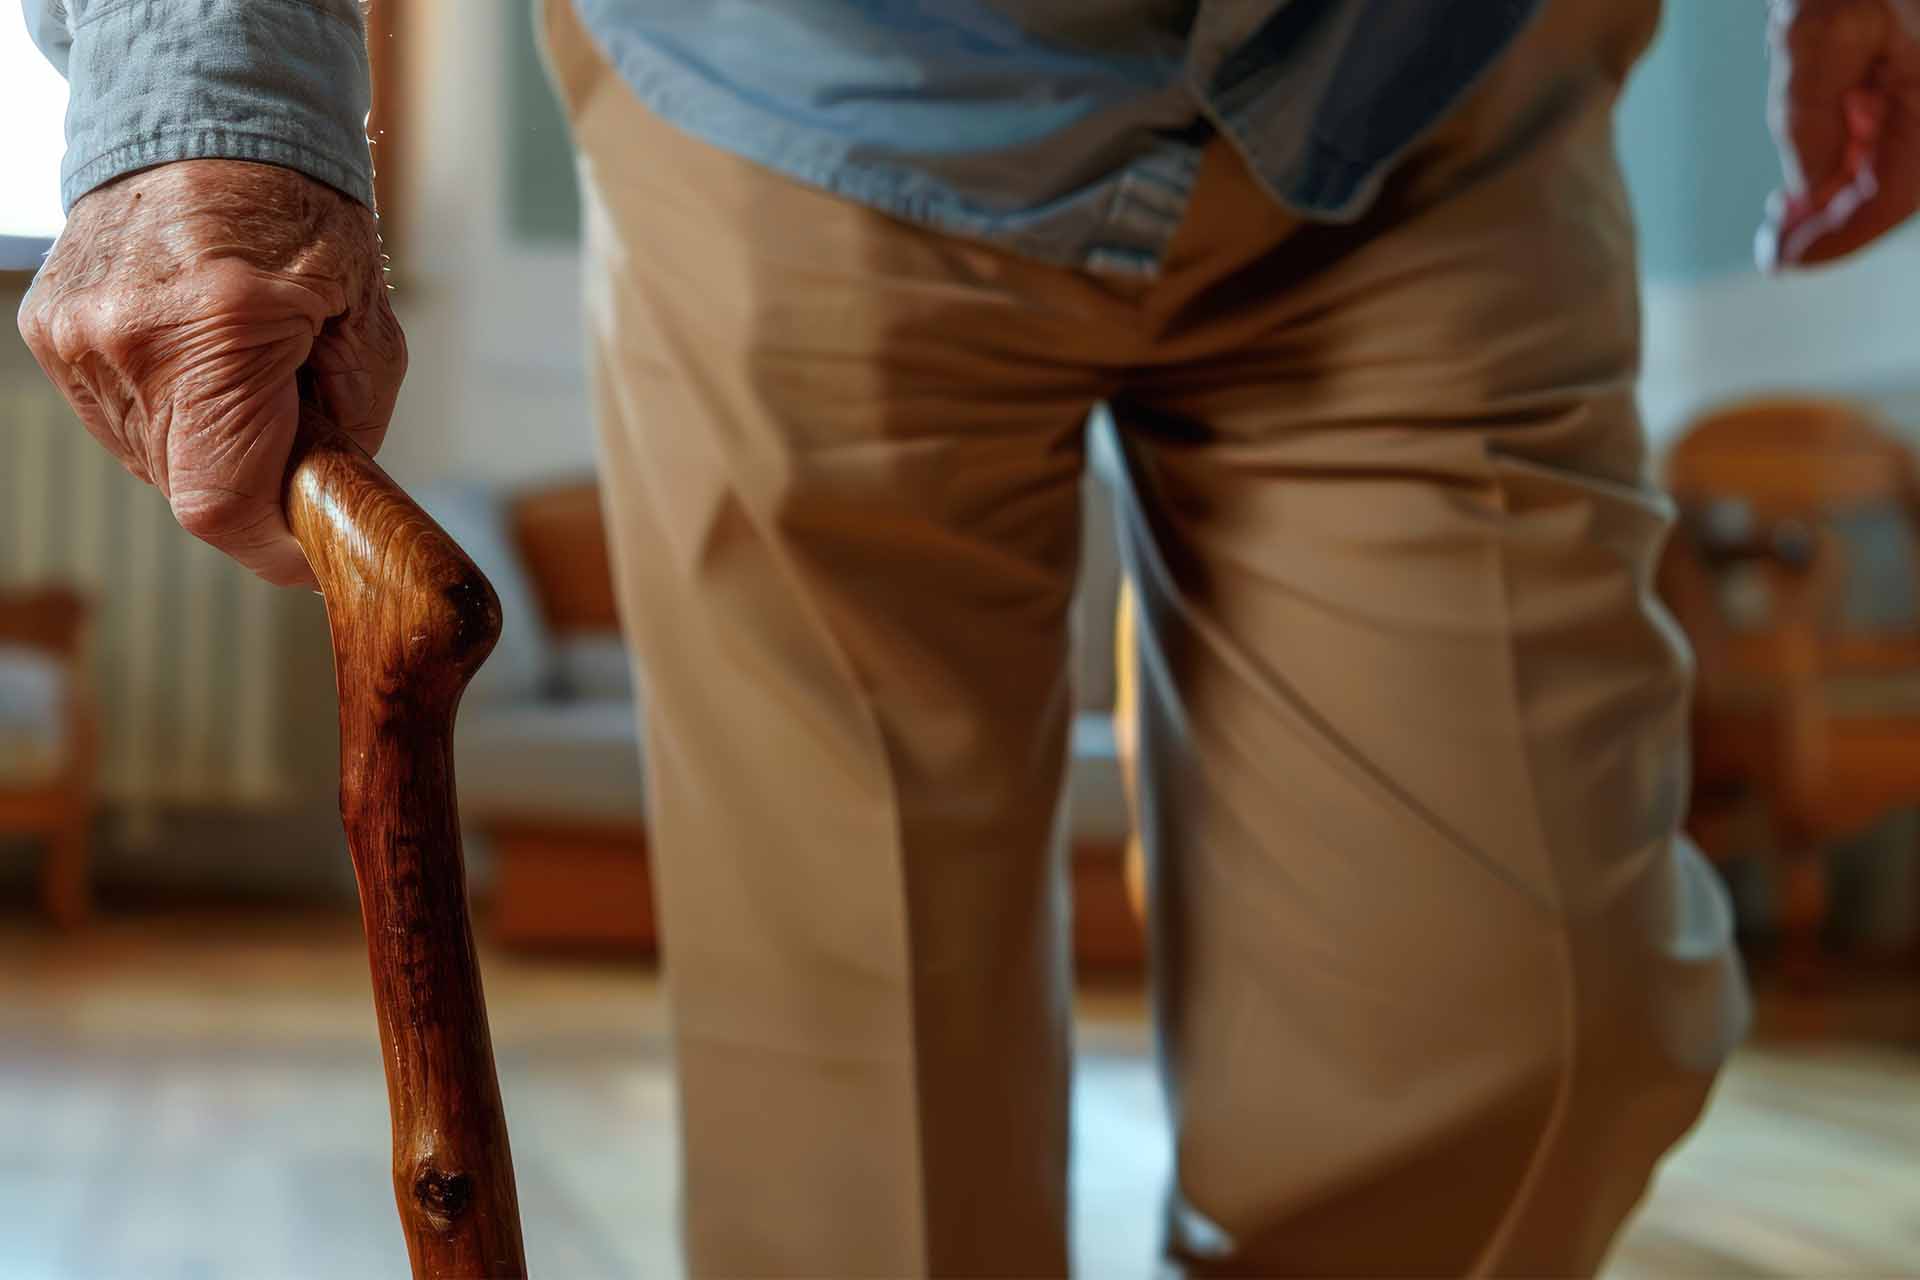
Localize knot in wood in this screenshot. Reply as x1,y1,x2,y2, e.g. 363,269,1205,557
412,1165,475,1227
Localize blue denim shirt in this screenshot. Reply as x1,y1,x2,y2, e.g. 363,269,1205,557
25,0,1543,275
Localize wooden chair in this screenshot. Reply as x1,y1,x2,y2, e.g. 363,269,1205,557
488,481,661,953
1659,397,1920,974
0,586,95,926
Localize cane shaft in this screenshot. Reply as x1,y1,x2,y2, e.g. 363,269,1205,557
286,409,527,1279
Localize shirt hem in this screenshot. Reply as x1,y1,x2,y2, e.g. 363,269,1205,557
581,21,1195,277
63,131,376,211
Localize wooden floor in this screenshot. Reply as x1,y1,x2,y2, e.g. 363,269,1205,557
0,913,1916,1279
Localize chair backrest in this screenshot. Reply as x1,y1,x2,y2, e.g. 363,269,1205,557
1665,396,1919,518
1660,397,1920,693
508,481,620,637
0,586,88,658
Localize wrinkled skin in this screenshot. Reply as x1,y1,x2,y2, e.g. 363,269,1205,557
17,159,404,586
1762,0,1920,268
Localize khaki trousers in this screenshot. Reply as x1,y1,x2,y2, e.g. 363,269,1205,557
542,0,1750,1273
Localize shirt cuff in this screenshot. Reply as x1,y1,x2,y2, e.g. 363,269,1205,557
59,0,375,212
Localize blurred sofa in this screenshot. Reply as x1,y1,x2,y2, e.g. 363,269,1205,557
428,461,1139,966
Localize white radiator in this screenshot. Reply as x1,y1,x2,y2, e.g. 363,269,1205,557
1,375,289,809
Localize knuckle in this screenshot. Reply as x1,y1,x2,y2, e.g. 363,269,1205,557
172,491,275,546
15,289,47,343
31,288,141,371
197,259,290,316
16,291,78,365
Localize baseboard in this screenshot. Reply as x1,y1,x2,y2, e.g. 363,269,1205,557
1640,237,1920,446
486,822,1149,971
489,821,658,954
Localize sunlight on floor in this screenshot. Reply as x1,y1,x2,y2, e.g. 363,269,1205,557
1,916,1916,1278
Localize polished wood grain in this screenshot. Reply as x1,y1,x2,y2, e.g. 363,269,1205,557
284,410,527,1278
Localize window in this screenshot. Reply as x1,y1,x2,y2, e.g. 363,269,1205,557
1,21,68,269
3,7,407,270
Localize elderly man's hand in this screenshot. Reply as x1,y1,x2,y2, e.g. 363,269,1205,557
16,159,405,586
1762,0,1920,268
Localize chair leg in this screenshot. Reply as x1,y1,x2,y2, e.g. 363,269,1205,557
41,814,91,929
1779,847,1826,986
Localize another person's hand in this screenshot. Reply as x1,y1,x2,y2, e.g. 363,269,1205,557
16,159,405,586
1761,0,1920,268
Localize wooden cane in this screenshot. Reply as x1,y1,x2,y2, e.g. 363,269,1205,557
285,398,529,1278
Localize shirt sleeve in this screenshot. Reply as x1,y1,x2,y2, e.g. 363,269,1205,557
22,0,376,213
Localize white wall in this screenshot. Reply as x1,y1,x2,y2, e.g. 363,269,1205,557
1640,235,1920,446
377,0,598,494
1617,1,1920,445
